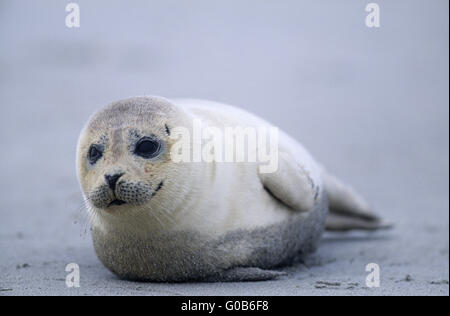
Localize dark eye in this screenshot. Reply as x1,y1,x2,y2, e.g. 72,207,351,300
88,144,103,164
134,137,162,159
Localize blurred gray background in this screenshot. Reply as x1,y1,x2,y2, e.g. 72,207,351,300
0,0,448,295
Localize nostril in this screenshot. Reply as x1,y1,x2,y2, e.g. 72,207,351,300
105,173,124,190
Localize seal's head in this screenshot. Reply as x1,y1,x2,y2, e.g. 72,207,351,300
76,96,198,229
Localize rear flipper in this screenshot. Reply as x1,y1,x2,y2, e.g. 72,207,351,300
205,268,286,282
324,172,392,232
326,213,392,231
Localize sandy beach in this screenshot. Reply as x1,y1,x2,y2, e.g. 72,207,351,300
0,0,448,296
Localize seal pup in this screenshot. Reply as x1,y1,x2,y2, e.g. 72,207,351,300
76,96,389,282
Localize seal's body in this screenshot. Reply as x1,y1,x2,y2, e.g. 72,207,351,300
77,96,388,282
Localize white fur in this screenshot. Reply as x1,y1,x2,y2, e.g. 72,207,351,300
76,96,383,281
169,99,324,236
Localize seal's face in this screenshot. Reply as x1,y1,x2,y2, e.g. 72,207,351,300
81,127,168,209
77,97,187,214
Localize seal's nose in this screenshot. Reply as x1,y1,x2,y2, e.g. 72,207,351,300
105,173,123,190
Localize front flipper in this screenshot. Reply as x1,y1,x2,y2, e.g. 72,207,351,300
205,268,286,282
259,151,319,212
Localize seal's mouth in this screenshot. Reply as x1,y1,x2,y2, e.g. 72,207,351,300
107,199,127,207
98,181,164,209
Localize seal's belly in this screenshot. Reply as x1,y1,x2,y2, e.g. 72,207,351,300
91,194,328,282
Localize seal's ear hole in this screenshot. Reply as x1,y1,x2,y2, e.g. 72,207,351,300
165,124,170,136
